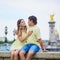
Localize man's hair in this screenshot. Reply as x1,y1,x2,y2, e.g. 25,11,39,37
28,15,37,25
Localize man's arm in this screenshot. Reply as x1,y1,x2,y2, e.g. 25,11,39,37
37,38,48,52
35,27,48,52
37,38,44,50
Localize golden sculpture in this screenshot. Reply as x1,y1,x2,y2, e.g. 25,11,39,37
50,14,54,22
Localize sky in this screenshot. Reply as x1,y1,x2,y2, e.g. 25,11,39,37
0,0,60,40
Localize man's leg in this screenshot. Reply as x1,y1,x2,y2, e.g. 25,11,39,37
19,44,30,60
26,51,34,60
26,44,40,60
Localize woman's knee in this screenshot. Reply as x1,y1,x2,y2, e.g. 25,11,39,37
19,51,25,56
14,50,19,56
11,51,15,56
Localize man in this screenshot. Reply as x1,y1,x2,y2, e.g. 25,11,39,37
19,16,46,60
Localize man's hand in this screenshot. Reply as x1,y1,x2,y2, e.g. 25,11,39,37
42,50,48,52
27,31,33,37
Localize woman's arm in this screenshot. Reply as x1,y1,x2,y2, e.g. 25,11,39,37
18,31,33,42
18,35,28,42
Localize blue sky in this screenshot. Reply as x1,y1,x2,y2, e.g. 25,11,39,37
0,0,60,40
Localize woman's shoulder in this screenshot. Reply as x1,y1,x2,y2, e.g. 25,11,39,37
26,25,29,28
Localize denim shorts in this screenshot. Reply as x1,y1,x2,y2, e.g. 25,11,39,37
21,44,40,53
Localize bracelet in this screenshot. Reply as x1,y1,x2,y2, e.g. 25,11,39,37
42,48,45,50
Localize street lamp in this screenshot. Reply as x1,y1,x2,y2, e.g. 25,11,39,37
13,30,16,41
5,26,8,43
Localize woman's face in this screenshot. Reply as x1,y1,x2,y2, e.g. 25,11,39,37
19,20,26,27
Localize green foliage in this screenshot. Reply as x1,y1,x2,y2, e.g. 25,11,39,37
0,40,15,45
0,41,4,44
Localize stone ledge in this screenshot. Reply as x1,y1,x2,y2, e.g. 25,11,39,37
33,52,60,59
0,51,10,57
0,51,60,59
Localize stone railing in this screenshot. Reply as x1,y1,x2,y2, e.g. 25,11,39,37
0,51,60,60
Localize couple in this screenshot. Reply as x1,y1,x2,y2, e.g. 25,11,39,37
11,15,46,60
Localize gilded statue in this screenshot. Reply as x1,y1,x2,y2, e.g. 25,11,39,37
50,14,54,22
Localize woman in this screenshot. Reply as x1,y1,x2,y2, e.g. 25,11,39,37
10,19,32,60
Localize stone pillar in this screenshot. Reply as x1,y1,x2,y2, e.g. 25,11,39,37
48,13,58,46
48,22,56,46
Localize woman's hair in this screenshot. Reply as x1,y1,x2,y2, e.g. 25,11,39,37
17,19,23,31
17,19,27,36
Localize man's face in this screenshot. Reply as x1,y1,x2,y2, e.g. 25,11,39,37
28,19,32,26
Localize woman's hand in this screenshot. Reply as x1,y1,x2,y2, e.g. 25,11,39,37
14,29,18,35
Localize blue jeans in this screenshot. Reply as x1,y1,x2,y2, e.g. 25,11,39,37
21,44,40,54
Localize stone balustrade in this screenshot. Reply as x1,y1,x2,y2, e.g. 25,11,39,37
0,51,60,60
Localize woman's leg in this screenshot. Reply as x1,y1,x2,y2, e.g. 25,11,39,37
14,50,19,60
19,50,26,60
10,50,15,60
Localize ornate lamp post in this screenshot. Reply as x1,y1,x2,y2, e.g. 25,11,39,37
46,14,60,51
13,29,16,41
5,26,8,43
48,14,56,46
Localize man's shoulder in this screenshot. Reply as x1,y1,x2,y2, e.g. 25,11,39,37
26,25,40,30
34,25,40,29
